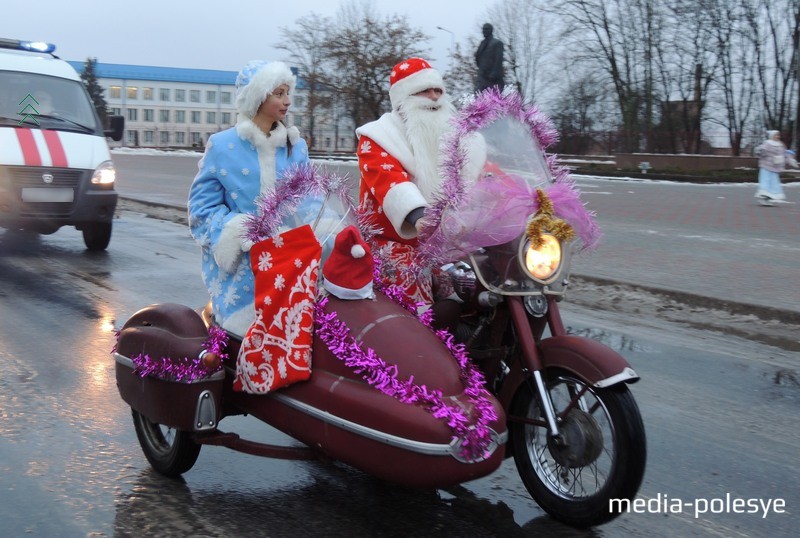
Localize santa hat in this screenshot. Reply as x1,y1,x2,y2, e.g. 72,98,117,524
389,57,445,111
322,226,374,300
235,60,296,120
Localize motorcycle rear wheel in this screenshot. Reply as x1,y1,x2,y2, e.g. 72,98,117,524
510,369,646,527
132,409,201,477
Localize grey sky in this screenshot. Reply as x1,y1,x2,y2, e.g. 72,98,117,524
2,0,488,74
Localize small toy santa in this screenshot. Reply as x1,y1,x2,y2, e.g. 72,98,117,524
322,225,375,300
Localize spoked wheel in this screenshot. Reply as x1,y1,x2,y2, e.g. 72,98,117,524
510,369,646,527
131,409,201,477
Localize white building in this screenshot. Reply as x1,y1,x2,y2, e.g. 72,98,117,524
67,61,355,152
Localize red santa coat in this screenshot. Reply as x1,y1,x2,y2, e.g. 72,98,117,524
357,111,433,305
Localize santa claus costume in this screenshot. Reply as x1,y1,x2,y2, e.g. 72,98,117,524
356,57,457,305
188,60,319,337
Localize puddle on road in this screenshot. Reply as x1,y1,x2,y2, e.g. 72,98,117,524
565,325,652,353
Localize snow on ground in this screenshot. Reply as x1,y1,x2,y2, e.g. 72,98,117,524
111,147,202,157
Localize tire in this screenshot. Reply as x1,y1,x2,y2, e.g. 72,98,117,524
510,369,646,527
82,222,112,251
131,409,201,477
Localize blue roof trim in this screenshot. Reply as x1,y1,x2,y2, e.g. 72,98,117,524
66,61,308,89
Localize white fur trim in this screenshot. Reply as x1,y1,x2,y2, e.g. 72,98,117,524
351,244,366,258
461,133,488,184
390,69,445,111
323,278,375,300
214,213,248,274
236,62,296,119
382,181,428,239
287,125,300,144
222,302,255,337
356,112,418,178
235,120,288,193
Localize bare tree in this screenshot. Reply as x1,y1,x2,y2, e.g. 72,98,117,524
322,1,430,130
277,14,333,150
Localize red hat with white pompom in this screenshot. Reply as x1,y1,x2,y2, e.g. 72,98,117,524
389,57,445,111
323,226,374,300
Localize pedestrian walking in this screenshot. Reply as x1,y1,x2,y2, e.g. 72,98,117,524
754,130,796,205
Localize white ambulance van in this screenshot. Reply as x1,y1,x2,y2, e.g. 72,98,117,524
0,38,124,250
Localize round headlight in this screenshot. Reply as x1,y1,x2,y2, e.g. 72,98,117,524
524,234,562,281
91,160,116,185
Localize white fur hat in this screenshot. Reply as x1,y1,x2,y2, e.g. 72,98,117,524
235,60,296,119
389,57,445,111
767,130,780,139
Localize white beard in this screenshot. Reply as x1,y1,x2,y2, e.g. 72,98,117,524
399,95,454,201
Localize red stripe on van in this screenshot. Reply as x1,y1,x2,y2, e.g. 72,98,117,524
15,129,42,166
42,130,68,167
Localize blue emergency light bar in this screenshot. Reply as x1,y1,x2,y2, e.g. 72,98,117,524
0,38,57,54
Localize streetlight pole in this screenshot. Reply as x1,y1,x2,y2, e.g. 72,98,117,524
436,26,455,70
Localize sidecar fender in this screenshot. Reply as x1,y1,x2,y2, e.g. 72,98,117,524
539,335,639,387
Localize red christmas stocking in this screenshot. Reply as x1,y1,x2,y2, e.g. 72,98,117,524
234,224,321,394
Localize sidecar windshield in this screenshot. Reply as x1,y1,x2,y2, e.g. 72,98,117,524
478,116,553,189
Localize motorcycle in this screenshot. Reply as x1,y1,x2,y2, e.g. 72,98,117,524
113,89,645,528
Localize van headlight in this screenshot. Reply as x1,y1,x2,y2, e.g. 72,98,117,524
523,234,562,282
91,160,116,186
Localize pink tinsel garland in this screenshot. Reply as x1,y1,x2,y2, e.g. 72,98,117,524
127,325,229,383
314,277,498,461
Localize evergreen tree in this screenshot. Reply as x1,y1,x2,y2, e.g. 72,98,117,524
80,57,109,127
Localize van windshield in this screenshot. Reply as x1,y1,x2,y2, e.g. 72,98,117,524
0,71,103,135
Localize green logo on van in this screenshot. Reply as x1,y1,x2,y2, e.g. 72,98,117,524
18,93,40,125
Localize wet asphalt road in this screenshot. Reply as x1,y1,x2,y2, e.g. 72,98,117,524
0,201,798,537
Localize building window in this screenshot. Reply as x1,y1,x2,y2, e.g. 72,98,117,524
142,87,154,100
220,91,231,104
159,88,170,101
126,130,137,145
159,109,170,122
143,109,154,122
111,107,121,116
221,112,231,124
206,90,217,103
109,86,121,99
191,111,201,123
190,90,201,103
160,131,170,145
175,110,186,123
127,87,138,99
127,108,138,121
206,111,216,124
191,132,202,145
144,131,154,144
175,89,186,102
176,132,185,144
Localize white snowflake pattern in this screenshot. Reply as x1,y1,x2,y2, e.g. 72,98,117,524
294,258,302,268
360,140,372,153
261,348,272,362
242,168,250,176
398,62,410,71
363,163,369,172
228,143,235,150
370,186,376,194
258,251,273,271
220,169,228,176
402,171,409,178
208,277,223,297
380,163,394,171
274,274,286,290
273,235,284,248
264,296,272,306
231,191,238,200
381,152,388,157
222,286,240,307
210,166,217,174
278,356,287,379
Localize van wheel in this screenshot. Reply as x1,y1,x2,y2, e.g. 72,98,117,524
82,222,112,251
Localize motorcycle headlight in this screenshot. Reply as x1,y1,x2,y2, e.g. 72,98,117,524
91,160,116,186
523,234,562,282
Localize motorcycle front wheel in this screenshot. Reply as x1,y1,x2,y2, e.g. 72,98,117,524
510,369,646,528
132,409,201,477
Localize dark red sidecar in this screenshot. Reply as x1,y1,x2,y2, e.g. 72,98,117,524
114,292,507,488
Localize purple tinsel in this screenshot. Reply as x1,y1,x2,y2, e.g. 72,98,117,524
314,292,498,461
414,87,602,273
127,326,230,383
